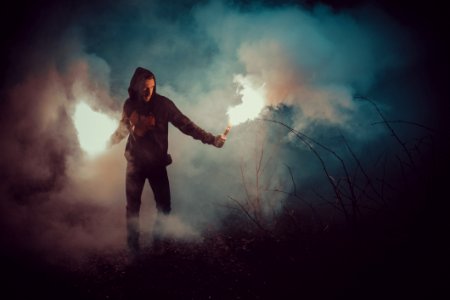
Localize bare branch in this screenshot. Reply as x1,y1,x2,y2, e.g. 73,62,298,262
227,195,269,234
240,159,251,208
312,189,344,214
259,118,351,223
370,120,442,135
340,132,383,202
355,96,415,167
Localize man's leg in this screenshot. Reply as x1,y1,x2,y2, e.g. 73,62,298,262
148,166,171,253
149,166,171,215
125,162,145,253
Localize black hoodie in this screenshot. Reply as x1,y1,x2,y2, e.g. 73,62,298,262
110,67,216,166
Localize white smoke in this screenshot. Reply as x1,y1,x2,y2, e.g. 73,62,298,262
0,0,423,261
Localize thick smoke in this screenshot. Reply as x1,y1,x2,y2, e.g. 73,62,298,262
0,0,428,261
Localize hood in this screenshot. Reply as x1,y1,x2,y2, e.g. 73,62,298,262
128,67,156,100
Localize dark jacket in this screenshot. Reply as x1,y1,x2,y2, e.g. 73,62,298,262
110,67,216,165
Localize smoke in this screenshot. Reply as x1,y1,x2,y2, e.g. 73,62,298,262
0,0,429,262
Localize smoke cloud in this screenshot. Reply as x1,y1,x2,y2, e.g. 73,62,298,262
0,0,433,262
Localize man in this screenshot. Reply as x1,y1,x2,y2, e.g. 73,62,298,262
110,67,226,253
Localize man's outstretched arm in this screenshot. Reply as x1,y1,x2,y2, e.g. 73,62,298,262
169,101,226,148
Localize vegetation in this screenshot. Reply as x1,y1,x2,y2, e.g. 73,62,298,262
3,97,446,299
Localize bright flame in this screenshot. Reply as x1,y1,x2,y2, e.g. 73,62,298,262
73,102,118,157
227,74,266,126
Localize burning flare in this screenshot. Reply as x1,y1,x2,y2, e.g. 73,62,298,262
227,74,266,126
73,102,118,157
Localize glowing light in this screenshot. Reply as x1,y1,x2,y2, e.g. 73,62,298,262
73,102,118,157
227,74,266,126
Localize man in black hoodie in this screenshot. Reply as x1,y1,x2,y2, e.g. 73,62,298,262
110,67,226,253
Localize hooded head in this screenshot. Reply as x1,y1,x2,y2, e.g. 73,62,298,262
128,67,156,102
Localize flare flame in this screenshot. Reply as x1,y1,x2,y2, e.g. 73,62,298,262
73,102,118,157
227,74,266,126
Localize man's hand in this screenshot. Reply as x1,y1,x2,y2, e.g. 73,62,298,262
213,134,226,148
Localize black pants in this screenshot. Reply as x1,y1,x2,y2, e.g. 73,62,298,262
125,161,171,250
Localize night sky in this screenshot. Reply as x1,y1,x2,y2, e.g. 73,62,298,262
0,0,448,299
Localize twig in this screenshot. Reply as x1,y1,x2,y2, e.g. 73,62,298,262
340,133,383,203
355,96,415,168
285,164,324,227
240,159,252,209
370,120,441,135
312,189,344,214
260,118,355,224
227,195,269,234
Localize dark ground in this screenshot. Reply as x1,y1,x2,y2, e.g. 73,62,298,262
3,116,449,299
2,158,448,300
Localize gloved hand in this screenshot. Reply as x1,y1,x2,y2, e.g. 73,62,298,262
213,134,226,148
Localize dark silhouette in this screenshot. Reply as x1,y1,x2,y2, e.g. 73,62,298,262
110,67,226,253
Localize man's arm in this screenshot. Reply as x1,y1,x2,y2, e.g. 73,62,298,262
109,105,132,146
168,101,225,148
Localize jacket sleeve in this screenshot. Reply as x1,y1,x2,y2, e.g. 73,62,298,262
110,102,131,145
168,100,215,145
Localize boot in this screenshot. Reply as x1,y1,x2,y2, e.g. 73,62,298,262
127,233,140,254
127,218,140,256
